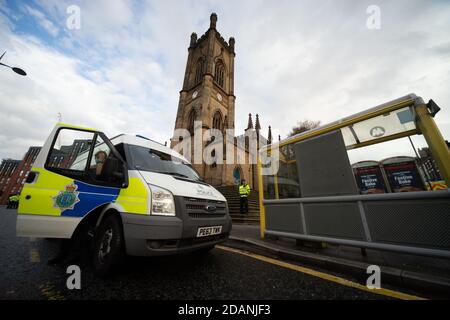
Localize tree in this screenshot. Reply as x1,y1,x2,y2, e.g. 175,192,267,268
287,120,321,137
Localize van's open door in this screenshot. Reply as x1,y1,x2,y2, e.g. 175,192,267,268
17,123,128,238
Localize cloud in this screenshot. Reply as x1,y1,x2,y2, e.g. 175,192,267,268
0,10,175,160
0,0,449,165
23,4,59,37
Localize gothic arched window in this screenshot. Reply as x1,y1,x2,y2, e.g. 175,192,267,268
188,109,197,135
195,58,205,85
214,60,225,88
212,111,222,131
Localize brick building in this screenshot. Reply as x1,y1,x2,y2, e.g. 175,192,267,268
0,146,41,205
0,159,21,202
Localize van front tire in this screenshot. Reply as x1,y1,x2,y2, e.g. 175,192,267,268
92,214,124,277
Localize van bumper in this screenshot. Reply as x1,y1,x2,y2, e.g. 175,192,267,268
120,212,232,256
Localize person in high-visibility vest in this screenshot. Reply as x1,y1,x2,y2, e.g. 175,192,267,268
239,179,251,214
8,194,19,209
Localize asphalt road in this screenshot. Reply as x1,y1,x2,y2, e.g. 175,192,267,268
0,207,392,300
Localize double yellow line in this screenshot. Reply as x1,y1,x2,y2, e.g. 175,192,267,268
217,245,426,300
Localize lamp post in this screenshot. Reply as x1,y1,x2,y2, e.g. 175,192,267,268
0,51,27,76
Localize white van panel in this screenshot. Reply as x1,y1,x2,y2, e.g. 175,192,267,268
138,171,226,202
17,214,81,238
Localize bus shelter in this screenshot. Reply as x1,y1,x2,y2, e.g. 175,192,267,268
258,94,450,258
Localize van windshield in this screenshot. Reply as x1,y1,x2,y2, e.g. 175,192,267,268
128,145,201,181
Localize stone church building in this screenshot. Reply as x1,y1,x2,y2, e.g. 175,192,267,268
171,13,273,192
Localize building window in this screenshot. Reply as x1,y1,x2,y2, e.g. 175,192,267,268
214,60,225,88
212,111,222,131
195,58,205,85
188,109,197,135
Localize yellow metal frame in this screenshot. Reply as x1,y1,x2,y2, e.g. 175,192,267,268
56,122,97,132
257,156,265,238
260,95,417,153
415,103,450,184
257,94,450,239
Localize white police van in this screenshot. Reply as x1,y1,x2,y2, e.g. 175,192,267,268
17,123,231,275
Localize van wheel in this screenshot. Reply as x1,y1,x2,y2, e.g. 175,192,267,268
92,215,124,277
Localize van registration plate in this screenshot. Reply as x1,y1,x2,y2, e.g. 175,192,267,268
197,226,222,237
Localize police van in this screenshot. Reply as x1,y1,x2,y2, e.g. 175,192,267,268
17,123,231,274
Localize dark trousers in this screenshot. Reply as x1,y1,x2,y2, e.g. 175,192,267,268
240,197,248,214
7,201,18,209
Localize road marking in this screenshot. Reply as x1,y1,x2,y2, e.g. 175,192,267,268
39,283,65,300
30,248,40,263
216,245,426,300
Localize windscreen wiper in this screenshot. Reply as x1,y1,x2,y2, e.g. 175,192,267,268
164,172,190,179
165,172,206,184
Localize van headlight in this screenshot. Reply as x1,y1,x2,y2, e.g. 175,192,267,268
148,184,176,216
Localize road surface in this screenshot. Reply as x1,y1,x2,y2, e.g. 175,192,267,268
0,207,415,300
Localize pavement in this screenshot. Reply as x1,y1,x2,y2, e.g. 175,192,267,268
0,206,436,300
227,223,450,298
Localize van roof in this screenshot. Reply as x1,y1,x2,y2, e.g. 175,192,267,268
110,134,190,164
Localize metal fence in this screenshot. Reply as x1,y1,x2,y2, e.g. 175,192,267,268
264,189,450,258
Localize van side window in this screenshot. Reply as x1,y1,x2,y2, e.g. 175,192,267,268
46,129,95,171
45,128,127,188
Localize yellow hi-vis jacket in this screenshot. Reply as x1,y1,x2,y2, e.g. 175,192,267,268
239,184,250,197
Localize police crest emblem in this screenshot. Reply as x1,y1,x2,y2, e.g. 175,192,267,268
53,183,80,212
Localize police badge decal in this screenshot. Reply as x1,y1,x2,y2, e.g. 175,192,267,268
53,183,80,212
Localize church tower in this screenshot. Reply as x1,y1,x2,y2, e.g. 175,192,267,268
172,13,236,184
173,13,236,140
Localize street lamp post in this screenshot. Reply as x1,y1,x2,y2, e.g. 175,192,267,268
0,51,27,76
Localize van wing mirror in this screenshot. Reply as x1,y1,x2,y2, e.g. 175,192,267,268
101,157,124,180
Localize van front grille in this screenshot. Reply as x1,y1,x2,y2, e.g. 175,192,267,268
184,197,227,218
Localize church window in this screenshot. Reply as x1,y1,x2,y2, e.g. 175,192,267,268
214,60,225,88
212,111,222,131
188,109,197,135
195,58,205,85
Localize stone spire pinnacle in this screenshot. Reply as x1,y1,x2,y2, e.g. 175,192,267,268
246,113,253,131
268,126,272,143
210,13,217,29
189,32,197,48
255,114,261,131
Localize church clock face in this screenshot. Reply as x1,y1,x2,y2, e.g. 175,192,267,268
192,91,198,99
217,93,222,102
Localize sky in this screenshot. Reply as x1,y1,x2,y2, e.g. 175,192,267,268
0,0,449,163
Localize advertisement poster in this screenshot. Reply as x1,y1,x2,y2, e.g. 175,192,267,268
383,162,425,192
354,166,387,194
